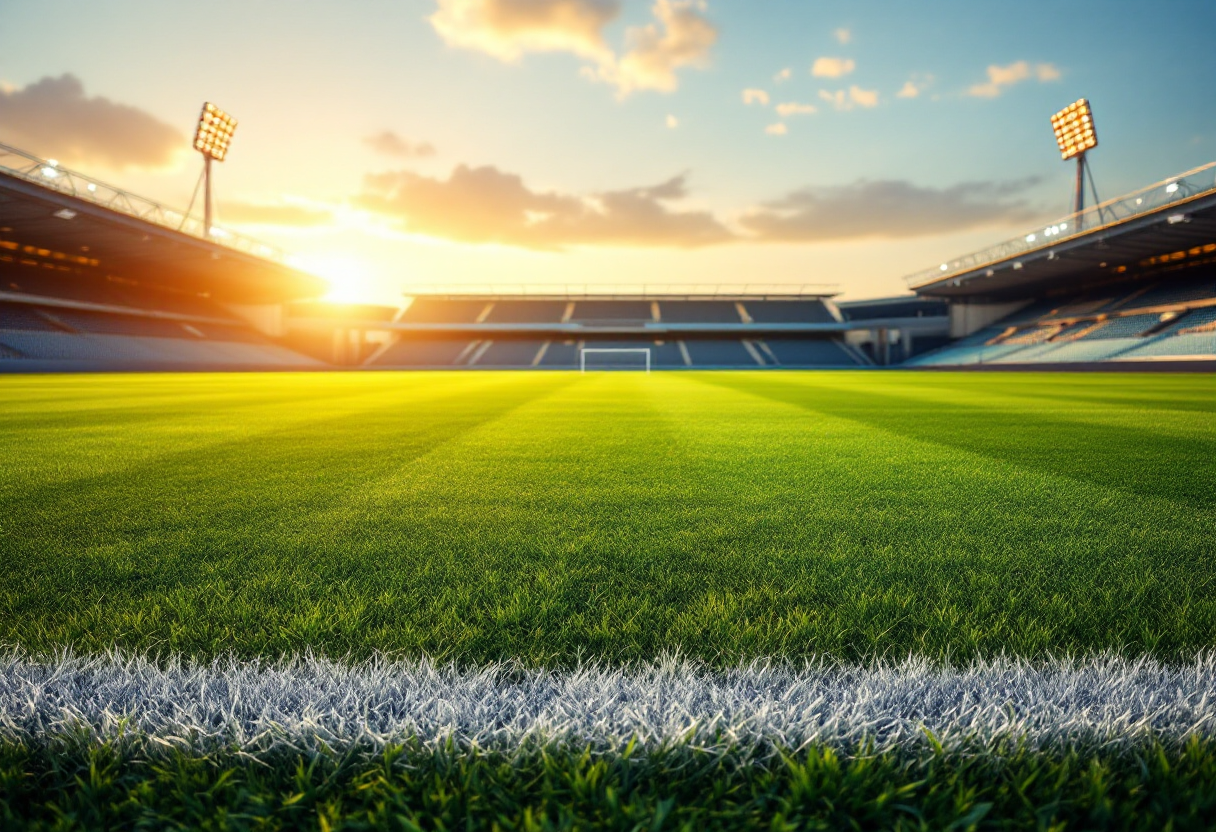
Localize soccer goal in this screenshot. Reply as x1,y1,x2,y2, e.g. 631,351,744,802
580,348,651,373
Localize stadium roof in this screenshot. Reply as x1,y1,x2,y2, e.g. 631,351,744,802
404,284,840,300
906,161,1216,301
0,144,325,303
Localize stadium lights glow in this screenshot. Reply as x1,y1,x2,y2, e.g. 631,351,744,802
1050,99,1097,161
193,102,237,162
192,101,239,240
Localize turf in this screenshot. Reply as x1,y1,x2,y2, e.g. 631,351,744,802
4,738,1216,831
2,370,1214,665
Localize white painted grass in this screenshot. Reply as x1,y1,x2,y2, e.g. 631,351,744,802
2,651,1214,757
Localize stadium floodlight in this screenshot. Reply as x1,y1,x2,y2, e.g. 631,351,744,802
1050,98,1097,221
192,102,238,239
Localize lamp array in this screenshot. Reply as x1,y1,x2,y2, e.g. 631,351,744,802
1050,99,1097,161
193,102,237,162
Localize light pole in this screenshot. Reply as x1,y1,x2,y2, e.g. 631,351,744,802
192,102,238,238
1050,99,1098,228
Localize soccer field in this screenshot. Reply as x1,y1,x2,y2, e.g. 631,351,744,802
3,370,1214,663
3,370,1216,829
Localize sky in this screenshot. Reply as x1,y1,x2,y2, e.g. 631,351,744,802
2,0,1214,304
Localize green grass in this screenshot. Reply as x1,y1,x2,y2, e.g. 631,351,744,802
2,370,1214,665
4,738,1216,831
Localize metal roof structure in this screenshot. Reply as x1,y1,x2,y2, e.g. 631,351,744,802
907,161,1216,301
403,284,840,300
0,144,325,304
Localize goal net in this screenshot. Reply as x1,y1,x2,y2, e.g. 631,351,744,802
580,348,651,373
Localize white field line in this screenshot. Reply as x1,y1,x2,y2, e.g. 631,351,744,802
1,652,1214,756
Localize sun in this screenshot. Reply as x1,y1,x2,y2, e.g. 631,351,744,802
288,253,380,304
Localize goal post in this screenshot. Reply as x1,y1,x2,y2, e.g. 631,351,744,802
580,347,651,373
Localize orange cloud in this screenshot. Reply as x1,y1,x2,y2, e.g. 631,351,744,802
742,88,769,106
811,56,855,78
818,86,878,111
364,131,436,158
741,179,1042,241
429,0,716,96
428,0,619,62
356,165,733,249
0,74,183,170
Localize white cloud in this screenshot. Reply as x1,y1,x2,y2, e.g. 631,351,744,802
428,0,716,96
742,88,770,106
765,122,787,136
811,56,855,78
968,61,1061,98
666,114,679,128
775,101,816,117
773,67,791,83
818,86,878,111
833,27,851,45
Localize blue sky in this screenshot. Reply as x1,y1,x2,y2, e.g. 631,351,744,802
2,0,1213,302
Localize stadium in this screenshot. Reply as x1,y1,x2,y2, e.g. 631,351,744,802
2,10,1215,829
4,140,1213,374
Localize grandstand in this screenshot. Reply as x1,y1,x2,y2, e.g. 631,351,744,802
0,144,324,371
904,161,1216,368
289,290,932,369
5,136,1214,373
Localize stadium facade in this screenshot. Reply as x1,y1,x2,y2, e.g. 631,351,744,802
1,141,1213,372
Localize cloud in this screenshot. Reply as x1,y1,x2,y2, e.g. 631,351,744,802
740,178,1042,241
818,86,878,111
604,0,718,95
811,57,855,78
775,101,816,117
429,0,715,95
0,74,183,170
428,0,619,62
773,67,791,83
666,114,679,128
742,88,769,106
833,27,851,45
765,123,787,136
356,165,733,249
896,81,920,99
219,201,333,227
364,131,436,158
968,61,1061,98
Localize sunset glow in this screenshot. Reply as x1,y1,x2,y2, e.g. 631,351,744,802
2,1,1213,304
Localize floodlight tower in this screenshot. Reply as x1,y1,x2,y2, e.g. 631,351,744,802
192,102,238,238
1050,99,1098,226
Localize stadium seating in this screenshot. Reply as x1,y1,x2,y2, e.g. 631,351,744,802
399,298,489,323
907,269,1216,366
743,300,838,324
569,301,654,322
483,301,567,324
683,339,760,366
761,338,860,367
657,301,742,323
